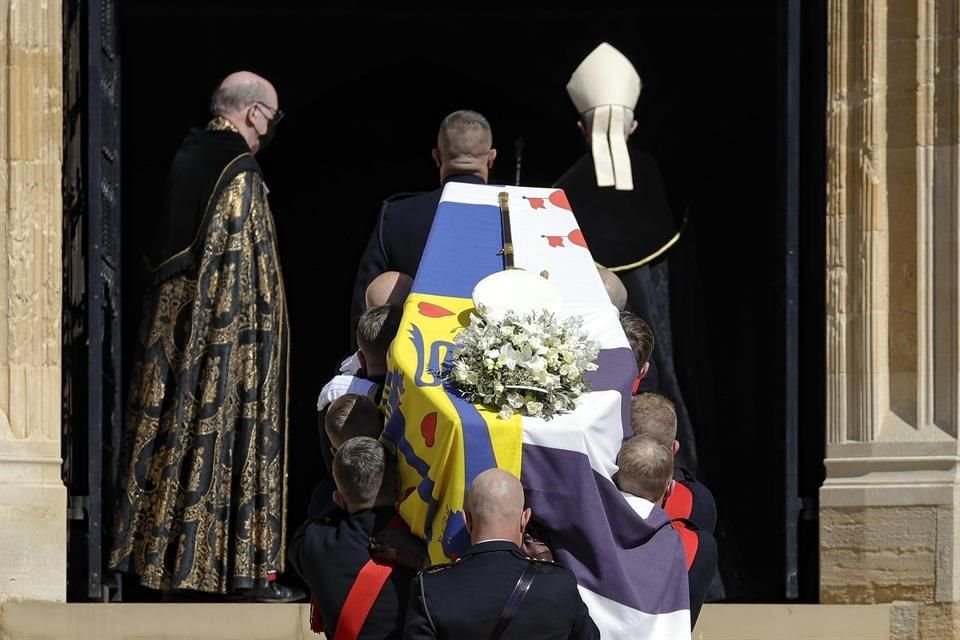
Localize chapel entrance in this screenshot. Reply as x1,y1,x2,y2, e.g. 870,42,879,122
63,0,827,603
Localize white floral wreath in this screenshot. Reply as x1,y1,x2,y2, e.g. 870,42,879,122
446,304,600,420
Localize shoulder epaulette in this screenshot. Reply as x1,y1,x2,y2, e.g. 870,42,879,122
419,561,456,576
527,556,561,568
382,191,424,206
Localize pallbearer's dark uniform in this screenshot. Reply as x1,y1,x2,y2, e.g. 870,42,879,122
288,506,415,639
405,540,599,640
670,517,717,628
666,466,718,627
666,466,717,535
350,174,485,336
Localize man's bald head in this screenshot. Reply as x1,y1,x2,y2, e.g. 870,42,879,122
211,71,276,117
433,110,496,183
209,71,279,154
464,469,531,546
365,271,414,309
598,267,628,311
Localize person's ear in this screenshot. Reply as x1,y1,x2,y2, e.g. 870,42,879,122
330,445,337,457
487,148,497,168
333,489,346,510
665,479,675,500
431,148,442,168
520,507,532,532
357,350,367,372
464,511,473,533
672,440,680,456
246,105,260,131
628,119,638,136
638,361,650,381
576,120,585,135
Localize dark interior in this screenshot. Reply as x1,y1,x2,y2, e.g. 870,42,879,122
116,1,826,603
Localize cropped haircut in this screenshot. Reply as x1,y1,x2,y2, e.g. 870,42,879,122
630,393,677,445
356,304,404,362
437,110,493,160
619,310,655,370
324,393,383,449
333,437,386,508
615,435,673,503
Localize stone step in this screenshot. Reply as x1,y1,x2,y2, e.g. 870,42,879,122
0,602,892,640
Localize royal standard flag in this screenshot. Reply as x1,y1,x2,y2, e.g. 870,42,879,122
382,182,691,639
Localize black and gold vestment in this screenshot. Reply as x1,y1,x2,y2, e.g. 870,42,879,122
110,118,289,593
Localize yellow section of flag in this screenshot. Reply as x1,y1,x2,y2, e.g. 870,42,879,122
381,292,522,563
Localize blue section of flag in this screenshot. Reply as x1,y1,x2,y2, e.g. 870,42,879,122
413,201,504,298
383,412,435,505
447,389,499,488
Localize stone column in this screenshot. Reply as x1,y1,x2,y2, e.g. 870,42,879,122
822,0,960,637
0,0,66,603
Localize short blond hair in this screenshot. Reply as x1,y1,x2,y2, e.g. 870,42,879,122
630,393,677,445
333,437,386,509
615,435,673,503
356,304,403,368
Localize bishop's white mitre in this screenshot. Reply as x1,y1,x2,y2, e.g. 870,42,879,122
566,42,642,191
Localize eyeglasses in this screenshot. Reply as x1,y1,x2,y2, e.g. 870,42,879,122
254,101,285,125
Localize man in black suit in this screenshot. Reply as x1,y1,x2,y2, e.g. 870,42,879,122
288,437,415,639
405,469,599,640
350,110,497,333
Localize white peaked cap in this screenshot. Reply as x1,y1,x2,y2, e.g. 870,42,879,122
566,43,642,190
472,270,561,323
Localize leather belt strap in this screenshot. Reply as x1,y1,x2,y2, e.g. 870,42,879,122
490,562,540,640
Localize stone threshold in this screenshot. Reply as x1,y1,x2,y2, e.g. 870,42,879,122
0,602,892,640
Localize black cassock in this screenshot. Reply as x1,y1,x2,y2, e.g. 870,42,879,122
555,146,698,473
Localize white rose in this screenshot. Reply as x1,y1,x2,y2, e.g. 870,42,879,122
498,343,518,370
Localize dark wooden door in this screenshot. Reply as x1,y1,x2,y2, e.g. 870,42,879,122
63,0,123,602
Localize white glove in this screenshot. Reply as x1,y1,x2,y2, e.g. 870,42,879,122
339,351,363,375
317,374,376,412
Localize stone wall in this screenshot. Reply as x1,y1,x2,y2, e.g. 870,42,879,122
0,0,66,603
823,0,960,637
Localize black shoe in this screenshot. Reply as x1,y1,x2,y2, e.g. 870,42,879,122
234,582,306,603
